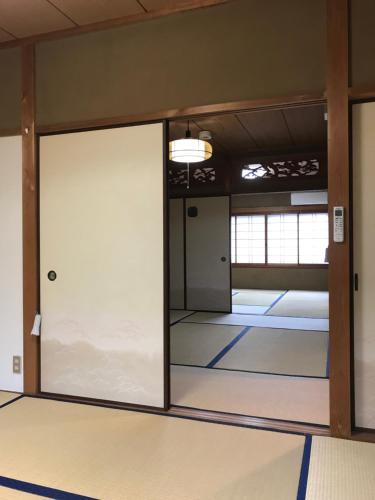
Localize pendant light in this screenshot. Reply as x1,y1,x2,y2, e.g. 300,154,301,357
169,121,213,163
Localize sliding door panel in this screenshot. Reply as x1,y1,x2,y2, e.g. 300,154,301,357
169,199,185,309
186,196,231,312
40,123,166,407
353,102,375,429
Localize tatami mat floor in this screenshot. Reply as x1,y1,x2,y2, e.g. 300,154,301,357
0,395,373,500
170,288,330,423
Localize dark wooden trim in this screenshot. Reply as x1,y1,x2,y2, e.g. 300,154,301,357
351,429,375,444
232,205,328,215
327,0,351,438
25,393,330,437
36,94,326,135
163,120,170,410
22,44,40,394
0,127,22,137
232,264,329,270
349,85,375,101
0,0,232,50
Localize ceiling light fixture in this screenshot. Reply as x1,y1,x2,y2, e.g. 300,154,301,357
169,121,213,164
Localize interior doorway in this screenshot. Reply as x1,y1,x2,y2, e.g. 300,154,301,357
168,104,329,426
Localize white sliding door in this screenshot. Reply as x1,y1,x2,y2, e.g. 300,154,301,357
169,199,185,309
186,196,231,312
40,123,166,407
0,136,23,392
353,102,375,429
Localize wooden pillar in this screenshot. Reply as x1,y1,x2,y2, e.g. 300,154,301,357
327,0,352,438
22,43,39,394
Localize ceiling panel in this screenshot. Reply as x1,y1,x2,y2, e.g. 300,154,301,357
236,109,294,149
169,105,327,159
283,105,327,148
140,0,196,11
0,0,75,38
194,114,257,153
49,0,144,26
0,27,14,41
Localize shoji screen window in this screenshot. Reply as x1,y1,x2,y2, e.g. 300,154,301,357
232,209,328,266
233,215,266,264
267,214,298,264
299,212,329,264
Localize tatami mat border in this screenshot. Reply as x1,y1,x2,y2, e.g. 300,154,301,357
297,435,313,500
171,362,329,379
0,476,96,500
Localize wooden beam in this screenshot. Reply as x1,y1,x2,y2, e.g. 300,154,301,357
0,0,232,51
36,93,326,135
22,44,39,394
327,0,351,438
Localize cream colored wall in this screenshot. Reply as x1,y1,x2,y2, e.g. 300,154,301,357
169,199,184,310
0,136,23,392
232,267,328,292
36,0,326,125
353,102,375,429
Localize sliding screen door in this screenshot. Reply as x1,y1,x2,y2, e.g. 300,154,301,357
186,196,231,312
40,123,166,408
353,102,375,429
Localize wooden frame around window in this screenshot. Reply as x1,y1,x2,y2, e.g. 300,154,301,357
231,205,329,269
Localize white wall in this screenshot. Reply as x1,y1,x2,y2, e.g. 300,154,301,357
0,136,23,393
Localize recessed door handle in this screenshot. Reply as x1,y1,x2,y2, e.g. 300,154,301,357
221,257,227,262
48,270,57,281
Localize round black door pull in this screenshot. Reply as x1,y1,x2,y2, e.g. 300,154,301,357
48,271,57,281
221,257,227,262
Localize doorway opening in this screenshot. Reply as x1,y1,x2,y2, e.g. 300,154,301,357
168,104,329,426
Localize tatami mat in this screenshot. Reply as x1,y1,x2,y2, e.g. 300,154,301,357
267,291,329,319
232,304,269,315
232,289,285,306
170,310,194,324
171,365,330,425
0,487,38,499
0,392,20,407
170,322,243,366
306,436,375,500
215,327,328,377
0,397,304,500
184,312,329,332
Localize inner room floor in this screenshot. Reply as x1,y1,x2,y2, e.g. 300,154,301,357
170,289,330,425
0,394,373,500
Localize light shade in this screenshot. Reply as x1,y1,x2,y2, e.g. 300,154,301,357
169,138,212,163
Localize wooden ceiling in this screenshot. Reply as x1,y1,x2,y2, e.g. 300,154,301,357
169,104,327,158
0,0,230,45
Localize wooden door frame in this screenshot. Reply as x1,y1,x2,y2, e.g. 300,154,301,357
22,0,355,438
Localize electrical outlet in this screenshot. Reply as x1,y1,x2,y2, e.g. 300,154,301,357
13,356,22,374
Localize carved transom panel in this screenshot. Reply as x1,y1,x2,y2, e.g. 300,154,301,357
169,167,216,185
241,159,320,180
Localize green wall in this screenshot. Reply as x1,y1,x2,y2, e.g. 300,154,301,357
36,0,326,125
0,48,21,130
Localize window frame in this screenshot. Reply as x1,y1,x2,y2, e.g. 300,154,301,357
231,204,329,269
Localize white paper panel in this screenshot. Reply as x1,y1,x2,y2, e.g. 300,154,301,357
40,124,165,407
0,136,23,392
186,196,231,312
353,102,375,428
169,199,184,309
